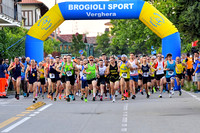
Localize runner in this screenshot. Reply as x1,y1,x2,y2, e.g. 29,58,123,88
175,56,186,96
150,56,157,94
56,56,67,99
25,59,39,103
185,53,193,90
164,53,176,98
38,62,45,99
141,56,151,98
45,57,56,100
8,57,24,100
106,56,119,102
138,57,143,95
61,55,78,102
80,59,88,102
118,54,132,101
54,56,62,101
83,56,98,101
129,53,140,99
154,54,165,98
97,59,107,101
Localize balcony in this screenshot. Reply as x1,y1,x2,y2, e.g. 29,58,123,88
0,0,22,27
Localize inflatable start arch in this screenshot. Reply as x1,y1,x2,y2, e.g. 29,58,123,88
25,0,181,62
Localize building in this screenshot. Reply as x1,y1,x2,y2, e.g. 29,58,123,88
18,0,48,29
0,0,22,27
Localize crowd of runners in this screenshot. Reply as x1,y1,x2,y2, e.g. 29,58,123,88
0,51,200,103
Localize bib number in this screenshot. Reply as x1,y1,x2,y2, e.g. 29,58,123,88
122,73,127,78
168,71,174,76
143,72,149,77
66,71,72,76
83,74,87,79
49,73,55,79
32,73,35,77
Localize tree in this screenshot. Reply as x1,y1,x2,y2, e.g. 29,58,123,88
69,33,85,57
44,38,61,55
0,27,28,59
175,0,200,43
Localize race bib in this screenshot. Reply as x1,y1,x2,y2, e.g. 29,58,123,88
32,73,35,77
49,73,55,79
168,71,174,76
66,71,72,76
122,73,127,78
143,72,149,77
158,67,161,71
83,74,87,79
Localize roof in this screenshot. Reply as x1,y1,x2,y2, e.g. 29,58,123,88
59,33,87,43
18,0,43,4
86,37,97,44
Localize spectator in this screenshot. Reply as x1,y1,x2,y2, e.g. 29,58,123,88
193,57,200,93
0,58,8,98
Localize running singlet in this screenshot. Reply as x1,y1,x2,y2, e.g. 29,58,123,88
155,61,164,75
150,62,155,77
129,60,138,76
12,62,21,79
110,63,118,77
86,63,96,80
99,66,106,76
49,64,56,79
119,61,130,79
28,66,37,80
81,65,87,81
141,64,150,77
39,67,45,79
65,62,74,77
186,57,193,69
61,62,66,76
176,63,183,74
166,60,176,78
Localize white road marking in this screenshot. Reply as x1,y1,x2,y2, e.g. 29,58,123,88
34,112,40,114
121,103,128,132
182,90,200,102
29,114,36,117
1,117,31,133
38,104,52,112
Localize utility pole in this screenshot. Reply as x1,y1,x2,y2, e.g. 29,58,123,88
54,0,58,40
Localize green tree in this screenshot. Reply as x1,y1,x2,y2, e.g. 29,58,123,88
69,34,85,57
44,38,61,54
0,27,28,59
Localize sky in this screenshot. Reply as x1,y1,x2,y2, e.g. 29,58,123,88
39,0,110,37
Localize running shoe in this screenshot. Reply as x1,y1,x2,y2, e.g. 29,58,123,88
59,95,61,100
66,96,70,102
104,96,108,99
171,90,175,95
89,90,91,95
81,96,84,101
140,89,144,95
42,95,44,99
169,93,172,98
15,92,17,98
23,92,27,97
100,96,103,101
92,97,96,101
16,94,19,100
153,87,156,93
33,99,36,103
54,98,57,101
125,96,128,100
84,98,88,102
112,97,115,103
109,94,112,100
132,95,136,99
121,96,125,101
146,94,150,99
179,90,182,96
35,98,37,101
159,94,162,98
27,93,29,97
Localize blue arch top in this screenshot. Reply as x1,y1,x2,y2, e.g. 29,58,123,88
58,0,145,20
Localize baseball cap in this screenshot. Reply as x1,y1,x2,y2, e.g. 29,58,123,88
121,54,127,58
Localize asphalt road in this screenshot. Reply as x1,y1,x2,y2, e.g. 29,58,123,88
1,90,200,133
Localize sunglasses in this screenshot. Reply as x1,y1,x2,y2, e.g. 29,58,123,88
64,58,67,59
90,59,93,61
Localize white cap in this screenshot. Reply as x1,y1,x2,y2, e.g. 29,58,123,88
121,54,127,58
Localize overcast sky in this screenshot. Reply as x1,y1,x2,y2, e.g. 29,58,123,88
39,0,110,37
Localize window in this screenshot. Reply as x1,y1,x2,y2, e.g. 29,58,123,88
22,10,33,26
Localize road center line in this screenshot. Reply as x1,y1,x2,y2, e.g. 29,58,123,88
1,117,31,133
121,103,128,132
38,104,52,112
